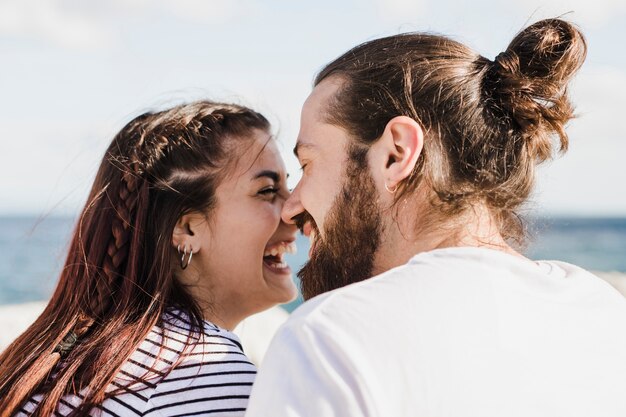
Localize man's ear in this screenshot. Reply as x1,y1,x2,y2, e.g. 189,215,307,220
172,212,203,254
374,115,424,190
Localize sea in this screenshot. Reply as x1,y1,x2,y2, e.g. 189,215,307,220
1,216,625,312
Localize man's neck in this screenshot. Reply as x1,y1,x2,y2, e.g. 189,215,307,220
372,201,525,276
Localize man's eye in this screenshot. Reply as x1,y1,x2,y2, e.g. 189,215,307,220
299,163,308,172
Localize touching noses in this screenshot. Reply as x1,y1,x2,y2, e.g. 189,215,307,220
281,184,304,225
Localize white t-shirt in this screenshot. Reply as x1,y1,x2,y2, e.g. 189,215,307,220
246,247,626,417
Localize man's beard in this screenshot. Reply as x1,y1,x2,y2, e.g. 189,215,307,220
297,148,383,300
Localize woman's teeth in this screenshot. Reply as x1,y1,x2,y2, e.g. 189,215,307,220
266,259,288,269
264,241,297,258
263,242,296,271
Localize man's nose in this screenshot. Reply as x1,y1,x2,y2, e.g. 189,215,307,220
281,185,304,225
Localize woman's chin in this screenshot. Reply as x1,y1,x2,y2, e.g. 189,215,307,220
262,262,298,302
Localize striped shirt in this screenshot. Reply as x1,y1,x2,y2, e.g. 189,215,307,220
18,309,256,417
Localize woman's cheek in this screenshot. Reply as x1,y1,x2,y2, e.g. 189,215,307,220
262,203,282,228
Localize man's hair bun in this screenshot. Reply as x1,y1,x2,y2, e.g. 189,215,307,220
484,18,587,162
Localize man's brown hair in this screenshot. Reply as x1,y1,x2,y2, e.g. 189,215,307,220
315,18,587,243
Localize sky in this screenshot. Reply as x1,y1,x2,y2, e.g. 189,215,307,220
0,0,625,217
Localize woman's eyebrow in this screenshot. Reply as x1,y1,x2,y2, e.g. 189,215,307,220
253,170,281,183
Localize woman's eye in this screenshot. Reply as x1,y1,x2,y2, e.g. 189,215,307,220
259,187,279,197
299,163,308,172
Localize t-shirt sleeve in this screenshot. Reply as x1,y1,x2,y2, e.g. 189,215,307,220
245,317,372,417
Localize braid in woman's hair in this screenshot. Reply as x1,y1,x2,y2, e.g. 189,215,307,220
0,129,151,416
99,168,143,309
78,127,151,336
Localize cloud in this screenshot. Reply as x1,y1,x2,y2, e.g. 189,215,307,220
569,65,626,142
154,0,255,23
0,0,255,50
101,0,256,23
533,65,626,215
509,0,626,26
0,0,113,49
372,0,427,23
0,119,111,215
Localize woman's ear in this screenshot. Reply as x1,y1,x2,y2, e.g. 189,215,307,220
373,115,424,191
172,212,204,254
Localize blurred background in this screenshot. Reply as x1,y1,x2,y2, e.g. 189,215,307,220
1,0,625,312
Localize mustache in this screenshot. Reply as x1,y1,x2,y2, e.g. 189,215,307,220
292,211,317,234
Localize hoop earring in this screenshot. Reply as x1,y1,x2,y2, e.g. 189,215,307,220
178,245,193,269
385,182,398,194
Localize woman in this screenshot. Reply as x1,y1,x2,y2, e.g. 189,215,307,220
0,101,298,416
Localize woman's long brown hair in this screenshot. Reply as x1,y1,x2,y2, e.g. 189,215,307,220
0,100,269,416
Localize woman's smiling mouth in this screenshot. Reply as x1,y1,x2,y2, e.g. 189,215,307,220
263,241,297,273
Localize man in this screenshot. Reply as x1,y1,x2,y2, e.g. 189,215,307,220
245,19,626,417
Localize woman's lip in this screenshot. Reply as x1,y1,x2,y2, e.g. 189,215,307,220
302,222,312,237
263,258,292,275
265,235,297,248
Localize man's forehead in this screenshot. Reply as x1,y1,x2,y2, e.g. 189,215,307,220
303,77,343,120
296,77,346,157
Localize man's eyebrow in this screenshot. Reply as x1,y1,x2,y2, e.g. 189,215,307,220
293,141,315,158
253,170,281,183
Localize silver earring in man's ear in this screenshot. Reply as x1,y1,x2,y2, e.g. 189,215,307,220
385,182,398,194
180,245,193,270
